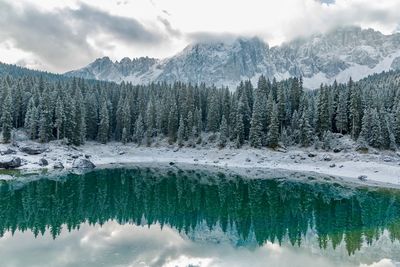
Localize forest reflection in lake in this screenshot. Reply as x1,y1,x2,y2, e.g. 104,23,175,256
0,167,399,267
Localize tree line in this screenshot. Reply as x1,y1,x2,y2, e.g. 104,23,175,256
0,68,400,150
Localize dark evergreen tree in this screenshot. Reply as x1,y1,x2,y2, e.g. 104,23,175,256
134,114,145,145
219,115,228,148
369,108,382,148
1,92,12,143
336,89,348,134
207,90,220,132
267,104,279,148
249,89,264,148
54,96,64,140
168,100,179,144
394,105,400,145
317,85,330,136
24,97,38,139
97,100,110,144
349,82,362,139
299,111,313,147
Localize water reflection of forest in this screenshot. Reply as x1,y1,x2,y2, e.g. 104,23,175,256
0,168,399,255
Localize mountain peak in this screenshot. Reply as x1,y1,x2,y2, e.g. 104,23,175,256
66,27,400,88
93,56,112,64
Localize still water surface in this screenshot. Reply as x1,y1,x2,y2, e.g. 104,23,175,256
0,167,399,267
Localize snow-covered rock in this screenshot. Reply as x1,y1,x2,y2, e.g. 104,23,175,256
53,162,64,169
38,158,48,166
322,154,332,161
72,158,96,169
0,157,22,169
19,144,47,155
66,26,400,89
1,148,16,155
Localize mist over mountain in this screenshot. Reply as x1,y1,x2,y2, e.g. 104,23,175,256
65,26,400,88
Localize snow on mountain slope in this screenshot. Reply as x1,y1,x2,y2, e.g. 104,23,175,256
65,26,400,89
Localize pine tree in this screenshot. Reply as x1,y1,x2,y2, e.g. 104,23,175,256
394,105,400,145
146,99,157,138
349,82,362,139
194,108,202,137
317,85,330,136
237,91,251,140
115,95,125,141
266,91,274,128
64,95,77,144
322,131,333,151
134,114,145,145
38,91,52,143
187,111,194,140
290,110,300,144
235,111,245,148
299,111,313,147
359,108,371,144
290,77,302,113
1,93,12,143
336,89,348,134
222,88,231,126
121,127,128,145
24,97,38,140
177,116,185,147
73,87,86,145
97,100,109,144
85,93,99,140
121,100,131,143
369,108,382,148
249,89,264,148
54,97,64,140
381,112,396,150
277,85,286,128
218,115,228,148
207,91,220,132
168,100,179,144
267,104,279,148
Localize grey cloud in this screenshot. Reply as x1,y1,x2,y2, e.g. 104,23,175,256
282,2,400,45
157,16,181,37
184,31,279,48
0,2,166,73
187,32,241,44
162,10,171,16
70,4,163,44
318,0,335,4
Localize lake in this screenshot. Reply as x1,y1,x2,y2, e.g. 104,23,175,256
0,166,399,267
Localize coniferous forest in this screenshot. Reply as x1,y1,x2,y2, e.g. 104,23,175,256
0,63,400,150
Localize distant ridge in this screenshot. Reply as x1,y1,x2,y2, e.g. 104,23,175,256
65,26,400,89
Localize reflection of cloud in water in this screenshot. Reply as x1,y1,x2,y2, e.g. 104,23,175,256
0,221,397,267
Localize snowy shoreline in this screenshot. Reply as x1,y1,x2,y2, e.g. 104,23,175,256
1,140,399,188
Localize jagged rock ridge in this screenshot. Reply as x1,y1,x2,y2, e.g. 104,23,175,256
65,26,400,88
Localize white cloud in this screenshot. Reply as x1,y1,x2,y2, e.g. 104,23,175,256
0,221,398,267
1,0,400,72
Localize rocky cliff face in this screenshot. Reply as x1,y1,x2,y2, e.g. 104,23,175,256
65,26,400,88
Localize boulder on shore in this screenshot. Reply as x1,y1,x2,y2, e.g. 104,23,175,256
19,145,47,155
38,158,48,166
0,157,22,169
72,158,95,169
322,154,332,161
0,148,16,155
358,175,368,181
53,162,64,169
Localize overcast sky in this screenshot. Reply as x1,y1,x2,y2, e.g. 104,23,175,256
1,0,400,73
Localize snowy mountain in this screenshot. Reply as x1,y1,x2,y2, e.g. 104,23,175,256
65,26,400,88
